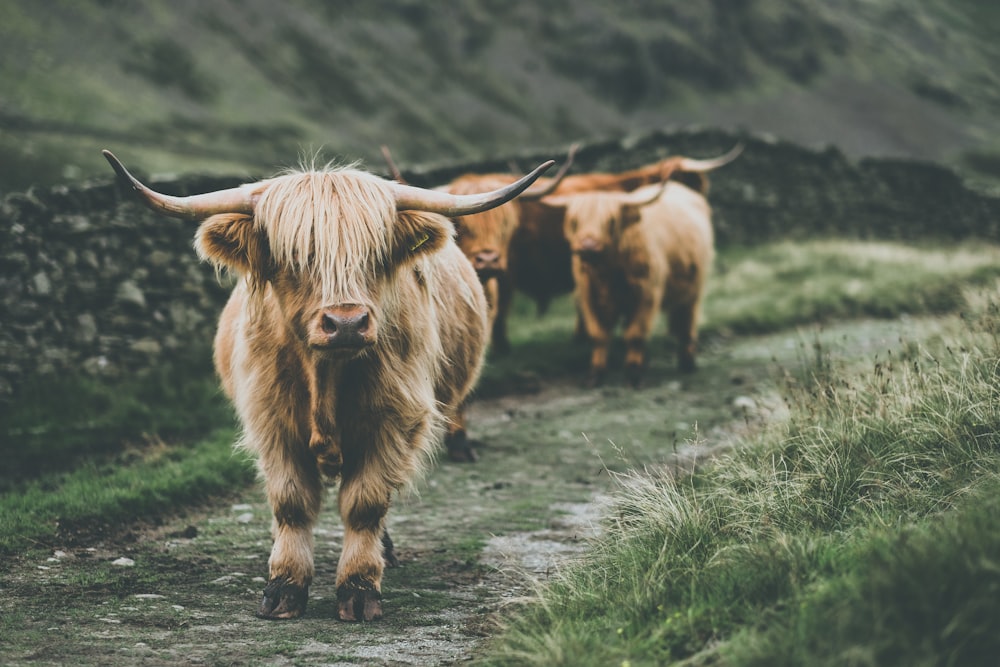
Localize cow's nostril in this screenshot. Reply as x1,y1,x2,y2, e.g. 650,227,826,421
321,313,339,335
356,312,370,333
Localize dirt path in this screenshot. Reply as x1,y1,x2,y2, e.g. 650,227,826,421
1,318,935,666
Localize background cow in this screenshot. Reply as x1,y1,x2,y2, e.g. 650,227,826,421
383,146,578,353
539,179,715,386
103,150,552,622
508,145,742,340
385,146,739,354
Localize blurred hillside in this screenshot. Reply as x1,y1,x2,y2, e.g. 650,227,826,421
1,0,998,193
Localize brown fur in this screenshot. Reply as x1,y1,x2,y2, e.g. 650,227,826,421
441,158,703,352
197,167,488,621
544,181,714,385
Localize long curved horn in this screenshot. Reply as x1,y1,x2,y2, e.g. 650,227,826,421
518,142,580,200
102,150,258,219
393,160,554,216
677,142,744,172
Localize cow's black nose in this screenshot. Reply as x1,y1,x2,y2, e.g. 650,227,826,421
319,307,370,348
473,250,501,271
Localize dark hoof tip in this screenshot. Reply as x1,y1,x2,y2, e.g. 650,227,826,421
337,586,383,622
445,431,479,463
256,576,308,620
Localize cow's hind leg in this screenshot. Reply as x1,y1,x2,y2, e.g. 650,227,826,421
668,301,700,373
257,447,323,620
443,402,478,463
382,529,400,568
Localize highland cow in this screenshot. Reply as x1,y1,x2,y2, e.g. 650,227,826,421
103,150,552,621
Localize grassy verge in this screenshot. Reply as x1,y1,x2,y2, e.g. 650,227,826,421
0,428,254,558
475,289,1000,665
0,347,231,483
480,239,1000,387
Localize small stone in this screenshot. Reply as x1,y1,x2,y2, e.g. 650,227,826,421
115,280,146,308
31,272,52,296
236,512,253,524
134,594,166,600
733,396,757,413
112,557,136,567
231,504,252,511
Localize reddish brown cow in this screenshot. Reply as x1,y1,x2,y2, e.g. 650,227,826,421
103,150,552,621
381,146,738,357
382,146,577,353
539,179,715,386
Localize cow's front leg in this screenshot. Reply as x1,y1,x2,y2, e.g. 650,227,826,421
336,474,393,622
668,301,700,373
622,285,661,387
574,265,613,387
257,447,323,620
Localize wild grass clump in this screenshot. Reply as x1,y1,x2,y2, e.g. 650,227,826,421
477,292,1000,666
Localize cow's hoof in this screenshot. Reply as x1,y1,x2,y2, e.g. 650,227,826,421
445,431,479,463
679,356,697,374
337,582,383,622
625,364,645,388
585,371,606,388
256,576,308,620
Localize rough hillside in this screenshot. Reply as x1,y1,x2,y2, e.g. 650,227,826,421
1,0,998,192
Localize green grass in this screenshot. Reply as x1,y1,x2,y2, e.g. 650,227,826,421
0,428,254,558
0,347,232,483
479,239,1000,388
474,289,1000,666
706,239,1000,334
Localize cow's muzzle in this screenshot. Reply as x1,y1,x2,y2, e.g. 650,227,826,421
311,305,375,352
472,249,504,278
573,238,606,263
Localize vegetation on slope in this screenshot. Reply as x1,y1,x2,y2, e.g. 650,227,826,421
1,0,998,192
476,285,1000,665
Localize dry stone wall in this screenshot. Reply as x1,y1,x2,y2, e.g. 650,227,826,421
2,129,999,400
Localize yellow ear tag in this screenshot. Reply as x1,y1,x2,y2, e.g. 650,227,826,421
410,231,430,252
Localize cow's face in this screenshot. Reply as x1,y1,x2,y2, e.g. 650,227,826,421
196,173,451,358
450,204,517,281
560,196,641,264
445,176,523,281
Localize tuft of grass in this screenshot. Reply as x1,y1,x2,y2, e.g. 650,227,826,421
476,291,1000,666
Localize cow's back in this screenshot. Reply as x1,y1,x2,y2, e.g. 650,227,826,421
637,182,714,305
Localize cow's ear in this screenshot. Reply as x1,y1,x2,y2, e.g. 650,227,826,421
619,204,644,230
393,211,452,263
195,214,270,276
